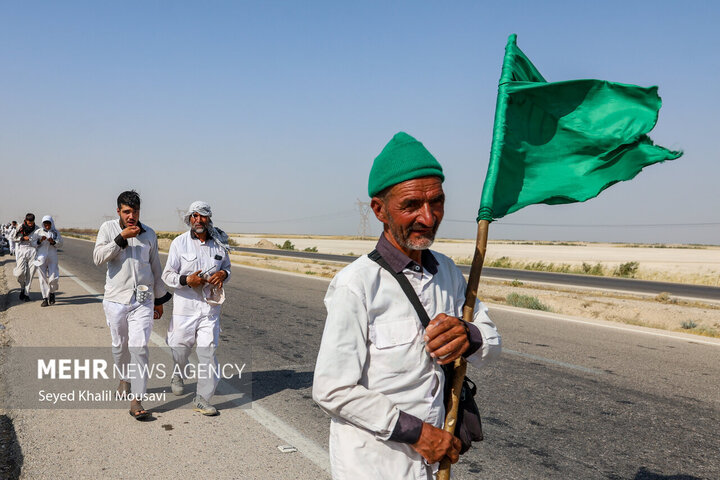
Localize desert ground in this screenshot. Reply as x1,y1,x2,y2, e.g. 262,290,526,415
227,234,720,338
70,232,720,338
230,234,720,286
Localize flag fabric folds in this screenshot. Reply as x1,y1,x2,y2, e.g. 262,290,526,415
477,34,682,222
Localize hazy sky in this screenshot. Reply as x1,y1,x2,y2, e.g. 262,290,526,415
2,1,718,244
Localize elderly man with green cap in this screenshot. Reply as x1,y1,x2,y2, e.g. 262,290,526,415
313,132,501,479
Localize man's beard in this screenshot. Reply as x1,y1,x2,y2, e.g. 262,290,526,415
119,218,138,229
193,224,207,234
386,216,438,251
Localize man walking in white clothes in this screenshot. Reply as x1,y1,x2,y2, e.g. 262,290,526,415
8,221,18,255
162,201,231,416
93,190,172,420
13,214,41,301
35,215,63,307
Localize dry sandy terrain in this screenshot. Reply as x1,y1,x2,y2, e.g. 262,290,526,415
231,235,720,286
229,251,720,338
63,233,720,338
229,235,720,338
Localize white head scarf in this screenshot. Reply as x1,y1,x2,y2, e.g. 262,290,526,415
184,201,229,251
41,215,58,240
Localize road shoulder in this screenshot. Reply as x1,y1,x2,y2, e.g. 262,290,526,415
0,257,330,479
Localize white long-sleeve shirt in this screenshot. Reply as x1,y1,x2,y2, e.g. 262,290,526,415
93,220,168,305
161,231,231,316
35,228,63,265
312,247,501,480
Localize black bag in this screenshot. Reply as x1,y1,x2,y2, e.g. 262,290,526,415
442,367,483,453
368,250,483,453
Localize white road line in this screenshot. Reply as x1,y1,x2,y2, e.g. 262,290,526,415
59,263,332,474
490,304,720,347
58,265,104,297
229,264,720,347
502,349,605,375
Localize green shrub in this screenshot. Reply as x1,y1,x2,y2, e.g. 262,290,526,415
681,320,697,330
613,261,639,278
156,232,180,240
276,240,295,250
525,261,548,271
489,256,513,268
303,246,318,253
582,262,605,275
506,293,550,311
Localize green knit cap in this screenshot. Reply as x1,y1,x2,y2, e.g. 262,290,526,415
368,132,444,197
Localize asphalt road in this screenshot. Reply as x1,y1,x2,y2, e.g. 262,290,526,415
232,246,720,301
53,238,720,479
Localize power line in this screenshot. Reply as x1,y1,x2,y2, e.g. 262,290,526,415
215,210,355,225
443,219,720,227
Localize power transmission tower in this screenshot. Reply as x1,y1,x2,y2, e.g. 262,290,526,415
356,199,371,239
176,208,186,231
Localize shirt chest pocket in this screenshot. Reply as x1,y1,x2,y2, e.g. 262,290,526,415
138,243,150,262
212,252,225,272
181,252,197,273
372,319,419,349
128,242,150,263
370,318,422,374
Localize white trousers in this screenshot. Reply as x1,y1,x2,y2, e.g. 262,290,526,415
13,245,36,295
103,297,154,396
8,238,15,254
167,311,220,401
36,252,59,298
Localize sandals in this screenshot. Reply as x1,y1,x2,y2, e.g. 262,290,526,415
129,403,151,421
119,381,151,420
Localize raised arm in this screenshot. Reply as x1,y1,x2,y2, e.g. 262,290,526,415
92,223,124,266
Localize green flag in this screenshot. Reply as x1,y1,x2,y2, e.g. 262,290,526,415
478,34,682,222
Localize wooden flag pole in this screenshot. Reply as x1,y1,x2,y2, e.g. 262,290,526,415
437,219,489,480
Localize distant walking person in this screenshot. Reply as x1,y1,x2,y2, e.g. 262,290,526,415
93,190,171,420
13,214,41,301
162,201,231,416
35,215,64,307
8,220,18,255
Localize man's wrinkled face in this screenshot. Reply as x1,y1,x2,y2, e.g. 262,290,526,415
190,212,210,235
373,177,444,252
117,204,139,228
43,221,52,231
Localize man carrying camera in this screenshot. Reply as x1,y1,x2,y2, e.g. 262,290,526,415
162,201,231,416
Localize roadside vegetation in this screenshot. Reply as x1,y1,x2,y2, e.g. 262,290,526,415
276,240,295,250
506,293,551,311
475,256,643,279
60,228,98,240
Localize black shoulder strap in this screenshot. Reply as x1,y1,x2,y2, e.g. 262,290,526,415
368,249,432,329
